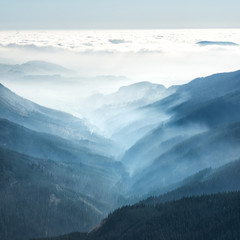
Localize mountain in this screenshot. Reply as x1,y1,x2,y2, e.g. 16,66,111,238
32,149,240,239
83,82,169,149
87,82,166,108
0,60,75,77
2,69,240,240
0,85,127,240
128,121,240,196
34,191,240,240
197,41,239,46
0,118,114,166
0,119,126,202
0,61,131,121
0,118,126,202
0,82,118,157
0,147,107,240
122,90,240,176
141,158,240,205
149,70,240,116
122,70,240,195
0,82,90,139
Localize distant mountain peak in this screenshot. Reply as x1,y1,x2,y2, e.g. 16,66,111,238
197,41,239,46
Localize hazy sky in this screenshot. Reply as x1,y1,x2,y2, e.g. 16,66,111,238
0,0,240,29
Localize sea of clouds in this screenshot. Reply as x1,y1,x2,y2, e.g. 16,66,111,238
0,29,239,53
0,29,240,87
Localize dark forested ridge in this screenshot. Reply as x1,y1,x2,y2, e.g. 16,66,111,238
35,191,240,240
0,147,108,240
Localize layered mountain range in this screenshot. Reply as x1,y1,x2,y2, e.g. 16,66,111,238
1,62,240,239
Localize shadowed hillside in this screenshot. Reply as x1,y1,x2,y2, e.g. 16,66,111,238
34,192,240,240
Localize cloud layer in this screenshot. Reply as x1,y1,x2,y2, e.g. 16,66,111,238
0,29,240,88
0,29,239,54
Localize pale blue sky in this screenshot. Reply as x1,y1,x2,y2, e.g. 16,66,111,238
0,0,240,29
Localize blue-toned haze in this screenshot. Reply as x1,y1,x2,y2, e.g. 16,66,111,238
1,1,240,240
0,29,240,139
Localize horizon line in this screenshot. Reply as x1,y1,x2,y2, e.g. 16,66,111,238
0,27,240,31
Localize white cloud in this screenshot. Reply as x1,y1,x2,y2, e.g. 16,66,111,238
0,29,240,88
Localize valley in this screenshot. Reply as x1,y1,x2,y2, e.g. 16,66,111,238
1,63,240,239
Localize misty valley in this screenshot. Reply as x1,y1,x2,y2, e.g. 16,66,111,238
1,60,240,240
